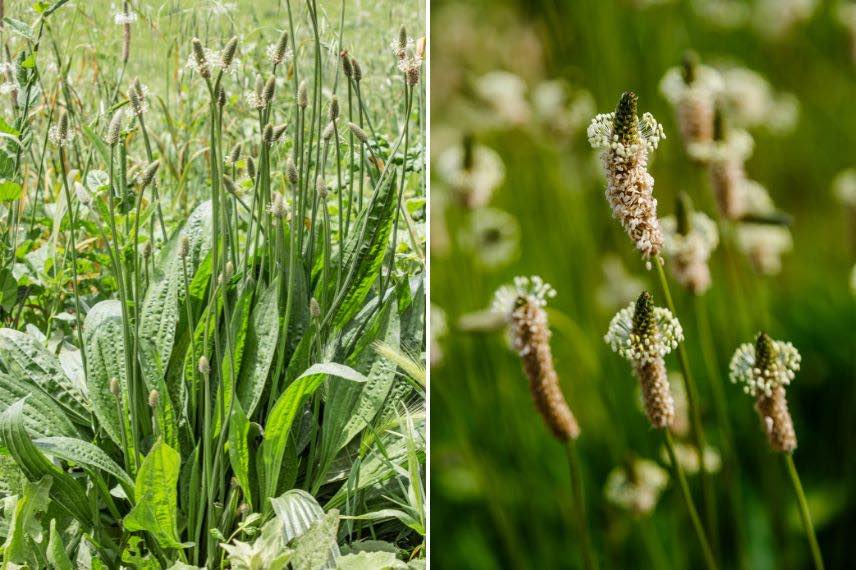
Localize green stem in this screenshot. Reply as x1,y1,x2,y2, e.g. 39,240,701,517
565,439,597,570
654,258,716,548
784,454,824,570
664,430,718,570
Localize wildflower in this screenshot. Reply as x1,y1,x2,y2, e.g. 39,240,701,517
604,458,669,515
272,123,288,144
832,169,856,209
596,255,646,311
316,176,327,198
262,124,274,146
286,156,298,185
75,182,92,206
49,111,75,147
391,25,414,60
113,3,137,25
660,193,719,294
221,175,237,195
198,355,210,375
605,292,682,428
348,122,369,144
458,207,520,269
148,389,159,408
226,144,241,167
341,51,353,79
297,80,308,108
735,223,792,275
109,377,121,397
178,235,190,259
435,135,505,209
129,78,150,116
267,191,287,219
351,57,363,83
217,85,226,107
267,31,291,65
106,109,124,147
691,0,750,29
190,38,210,79
430,304,448,368
137,160,160,189
659,52,723,151
730,332,801,452
246,156,256,181
143,242,152,259
588,92,666,259
328,95,339,122
531,81,596,139
246,75,267,110
660,442,722,475
322,121,335,141
492,276,580,441
262,76,276,106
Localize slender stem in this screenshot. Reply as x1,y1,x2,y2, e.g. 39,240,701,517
784,454,824,570
654,257,717,548
564,440,597,570
664,430,718,570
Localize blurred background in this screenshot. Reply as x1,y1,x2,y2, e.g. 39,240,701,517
429,0,856,568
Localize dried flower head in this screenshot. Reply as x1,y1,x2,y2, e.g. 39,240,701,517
328,95,339,122
263,76,276,106
606,292,682,428
286,156,298,185
588,92,666,258
106,109,124,147
226,143,241,167
309,298,321,319
246,156,256,181
267,191,287,219
143,242,152,259
190,38,211,79
659,53,723,150
267,31,291,65
262,123,274,146
129,78,150,116
322,121,335,141
351,57,363,82
148,389,159,408
604,458,669,515
660,195,719,294
49,111,74,147
178,235,190,259
730,333,801,452
316,176,327,198
109,377,121,397
217,85,226,107
492,276,580,441
341,51,353,78
272,123,288,144
436,135,505,209
348,122,369,144
735,223,792,275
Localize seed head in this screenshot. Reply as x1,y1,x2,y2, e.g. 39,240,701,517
351,57,363,82
227,143,241,166
109,377,121,397
178,235,190,259
341,51,353,78
191,38,210,78
138,160,160,189
614,92,640,146
217,85,226,107
246,156,256,181
221,36,239,69
268,191,287,218
297,80,308,108
198,355,210,375
286,156,298,185
129,78,149,116
328,95,339,121
272,123,288,143
106,109,124,146
263,75,276,105
49,111,74,147
397,25,408,59
729,332,800,398
268,31,290,65
248,75,266,110
309,298,321,318
348,122,369,144
143,242,152,259
263,123,274,145
605,292,683,364
148,389,159,408
316,175,327,198
322,121,335,141
660,202,719,295
222,174,236,195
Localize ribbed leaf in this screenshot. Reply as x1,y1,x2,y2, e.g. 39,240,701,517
227,398,252,509
0,400,93,526
236,278,279,418
332,172,397,328
123,438,187,549
0,328,90,424
260,364,365,508
0,372,77,437
34,436,134,498
83,300,132,453
2,475,51,566
47,518,74,570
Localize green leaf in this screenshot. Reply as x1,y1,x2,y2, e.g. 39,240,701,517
290,509,340,570
0,180,22,202
228,398,253,509
332,172,397,328
336,552,407,570
0,328,90,425
83,301,135,462
0,371,78,438
236,278,279,418
2,475,51,565
123,439,188,549
34,436,134,499
260,364,365,507
2,18,35,41
0,117,20,137
0,400,93,526
47,518,74,570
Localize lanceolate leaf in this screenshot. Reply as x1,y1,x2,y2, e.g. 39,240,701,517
228,399,253,509
260,364,366,508
34,436,134,498
0,372,77,437
83,301,128,443
47,518,74,570
0,400,93,526
2,475,51,566
124,439,187,549
236,278,279,418
332,172,397,328
0,328,90,424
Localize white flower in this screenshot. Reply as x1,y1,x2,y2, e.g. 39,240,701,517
266,43,293,65
435,142,505,209
718,66,800,133
587,111,665,154
48,125,74,147
736,224,792,275
729,338,801,397
604,458,669,515
661,212,719,294
687,127,754,164
186,47,238,76
605,301,683,364
113,8,137,25
491,276,556,322
390,35,415,59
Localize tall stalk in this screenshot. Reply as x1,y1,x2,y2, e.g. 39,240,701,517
784,454,825,570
